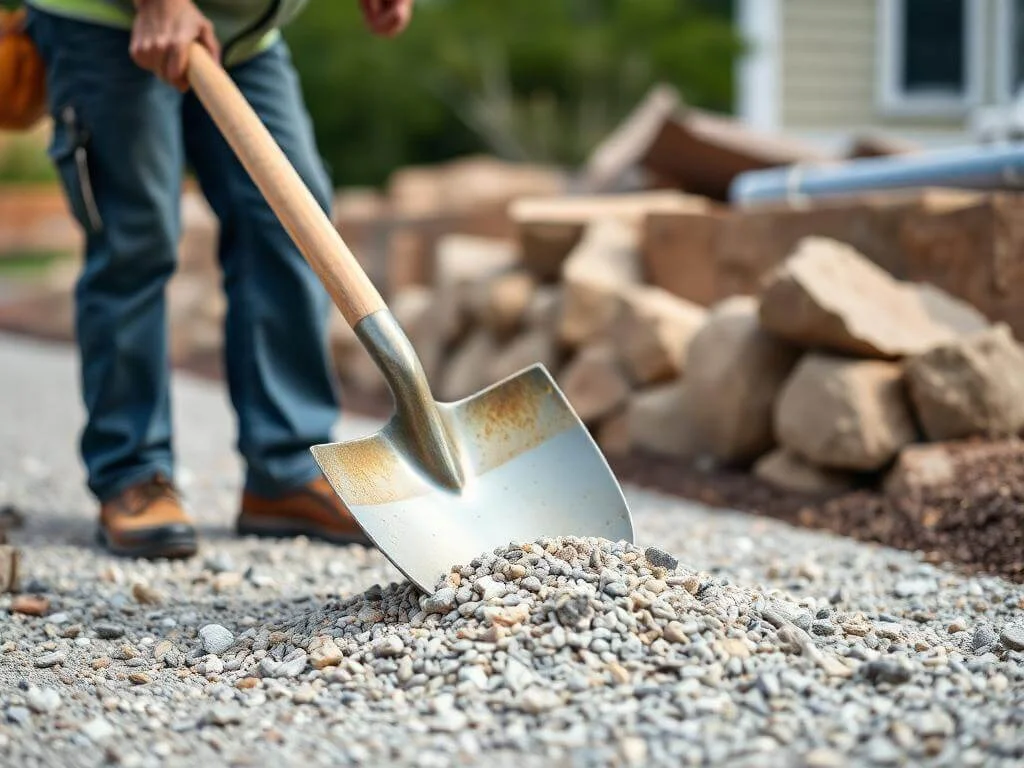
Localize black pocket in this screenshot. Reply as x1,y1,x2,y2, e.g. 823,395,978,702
49,104,104,235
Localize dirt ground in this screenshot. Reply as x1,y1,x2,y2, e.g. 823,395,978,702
612,440,1024,585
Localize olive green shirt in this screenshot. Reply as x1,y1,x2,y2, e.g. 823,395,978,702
25,0,311,66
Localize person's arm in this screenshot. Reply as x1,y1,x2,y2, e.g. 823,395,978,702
359,0,414,38
129,0,220,91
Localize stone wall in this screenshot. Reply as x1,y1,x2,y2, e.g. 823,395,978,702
330,187,1024,497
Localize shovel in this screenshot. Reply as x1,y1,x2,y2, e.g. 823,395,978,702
185,43,634,592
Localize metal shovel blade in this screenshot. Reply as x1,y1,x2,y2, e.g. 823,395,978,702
311,363,634,593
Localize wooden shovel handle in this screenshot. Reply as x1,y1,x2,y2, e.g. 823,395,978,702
185,42,385,326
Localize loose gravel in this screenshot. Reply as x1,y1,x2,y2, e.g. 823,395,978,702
2,334,1024,767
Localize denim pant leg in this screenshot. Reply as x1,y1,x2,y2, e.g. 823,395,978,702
26,10,184,501
182,41,341,497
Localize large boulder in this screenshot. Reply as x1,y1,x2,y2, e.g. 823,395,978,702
759,237,985,358
912,283,990,336
774,354,918,471
387,155,565,217
613,287,706,385
516,220,583,284
753,449,856,496
439,328,500,402
488,327,560,384
523,286,562,330
900,192,1024,340
626,382,698,459
712,189,978,299
558,220,642,348
883,443,956,500
511,191,708,281
467,269,537,339
642,210,723,306
433,235,518,344
596,410,631,457
559,343,632,425
904,324,1024,441
391,285,443,385
684,296,801,465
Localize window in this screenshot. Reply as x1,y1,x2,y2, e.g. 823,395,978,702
878,0,983,115
996,0,1024,101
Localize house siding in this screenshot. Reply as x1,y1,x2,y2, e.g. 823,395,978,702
780,0,878,129
777,0,1001,141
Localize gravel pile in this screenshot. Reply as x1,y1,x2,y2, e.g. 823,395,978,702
239,536,1024,767
4,532,1024,767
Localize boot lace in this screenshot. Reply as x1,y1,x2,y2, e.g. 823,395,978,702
122,475,179,517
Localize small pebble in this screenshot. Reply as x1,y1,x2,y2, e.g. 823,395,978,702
374,635,405,658
33,651,66,669
999,623,1024,651
972,625,998,652
199,624,235,655
93,622,125,640
25,687,61,714
5,707,30,725
644,547,678,571
80,717,116,743
130,582,163,605
11,595,50,617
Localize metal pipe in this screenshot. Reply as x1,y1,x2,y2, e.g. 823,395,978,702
728,142,1024,206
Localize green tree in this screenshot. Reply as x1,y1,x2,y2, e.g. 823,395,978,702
284,0,741,187
1,0,740,187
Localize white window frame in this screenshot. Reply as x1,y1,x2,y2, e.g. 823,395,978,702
995,0,1022,103
876,0,985,117
735,0,780,132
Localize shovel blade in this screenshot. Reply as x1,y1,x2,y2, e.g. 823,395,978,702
311,365,633,592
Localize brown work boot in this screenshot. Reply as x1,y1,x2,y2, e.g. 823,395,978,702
98,475,198,559
236,477,372,546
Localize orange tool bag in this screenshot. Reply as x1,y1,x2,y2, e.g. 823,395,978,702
0,5,47,131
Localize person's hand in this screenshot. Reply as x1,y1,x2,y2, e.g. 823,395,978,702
359,0,414,38
130,0,220,91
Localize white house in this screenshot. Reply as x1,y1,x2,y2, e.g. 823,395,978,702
735,0,1024,149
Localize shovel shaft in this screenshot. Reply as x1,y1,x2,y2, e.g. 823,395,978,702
185,42,386,327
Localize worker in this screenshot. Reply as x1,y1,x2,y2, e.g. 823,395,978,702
19,0,413,558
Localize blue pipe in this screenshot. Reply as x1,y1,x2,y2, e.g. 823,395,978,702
728,142,1024,205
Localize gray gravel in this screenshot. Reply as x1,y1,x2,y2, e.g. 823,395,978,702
2,333,1024,768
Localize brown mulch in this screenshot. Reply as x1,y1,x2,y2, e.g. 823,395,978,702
612,442,1024,584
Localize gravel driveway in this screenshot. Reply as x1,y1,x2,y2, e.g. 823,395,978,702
1,332,1023,768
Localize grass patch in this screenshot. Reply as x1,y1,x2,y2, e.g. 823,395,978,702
0,133,57,185
0,250,73,280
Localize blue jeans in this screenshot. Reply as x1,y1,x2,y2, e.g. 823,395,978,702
26,9,341,501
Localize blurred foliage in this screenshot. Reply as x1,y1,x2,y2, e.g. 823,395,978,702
0,0,741,188
284,0,741,186
0,132,57,184
0,250,70,278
